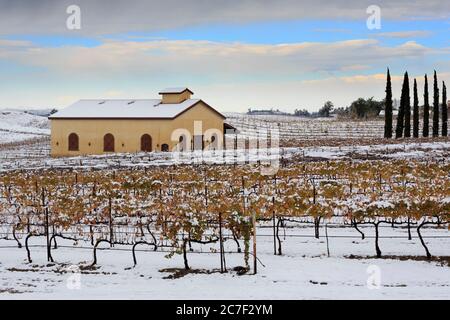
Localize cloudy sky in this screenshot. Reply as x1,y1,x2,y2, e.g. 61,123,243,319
0,0,449,112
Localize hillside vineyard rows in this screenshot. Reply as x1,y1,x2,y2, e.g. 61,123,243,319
1,160,448,272
226,114,440,141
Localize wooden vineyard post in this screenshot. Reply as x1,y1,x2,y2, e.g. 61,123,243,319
109,197,114,247
219,211,226,273
42,187,51,262
272,196,276,255
45,207,51,262
272,175,278,255
242,185,257,275
252,207,257,275
325,224,330,257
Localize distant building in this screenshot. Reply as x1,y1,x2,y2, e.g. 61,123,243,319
49,88,226,157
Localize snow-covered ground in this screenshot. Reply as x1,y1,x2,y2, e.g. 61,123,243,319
1,140,449,172
0,224,448,299
0,110,50,145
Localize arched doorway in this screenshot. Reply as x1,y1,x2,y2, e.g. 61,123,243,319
104,133,115,152
68,133,79,151
193,135,204,151
210,133,218,150
178,134,187,152
161,143,169,152
141,134,152,152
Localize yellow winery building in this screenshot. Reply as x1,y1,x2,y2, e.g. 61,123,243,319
49,88,226,157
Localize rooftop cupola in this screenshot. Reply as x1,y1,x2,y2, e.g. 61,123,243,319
159,87,193,104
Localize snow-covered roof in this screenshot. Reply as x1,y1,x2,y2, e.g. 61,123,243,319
48,98,221,119
158,87,193,94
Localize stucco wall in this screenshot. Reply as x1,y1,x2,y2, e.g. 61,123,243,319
50,101,224,157
161,91,191,104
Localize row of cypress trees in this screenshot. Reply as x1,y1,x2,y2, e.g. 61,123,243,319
384,68,447,138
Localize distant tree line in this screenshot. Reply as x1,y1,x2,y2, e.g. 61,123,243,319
336,98,384,119
296,99,384,119
247,108,292,116
384,68,448,138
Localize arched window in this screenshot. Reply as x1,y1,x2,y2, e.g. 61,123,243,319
161,143,169,152
68,133,79,151
141,134,152,152
104,133,115,152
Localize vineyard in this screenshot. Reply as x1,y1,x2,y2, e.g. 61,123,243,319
225,113,443,142
0,113,449,298
226,113,385,140
1,160,449,276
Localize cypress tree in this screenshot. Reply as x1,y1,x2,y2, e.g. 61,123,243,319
413,78,419,138
432,70,439,137
443,82,448,136
404,73,411,138
395,72,408,138
384,68,393,138
423,74,429,137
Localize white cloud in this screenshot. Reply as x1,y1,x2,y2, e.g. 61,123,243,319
0,37,448,111
2,39,435,78
372,31,432,38
0,39,32,47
